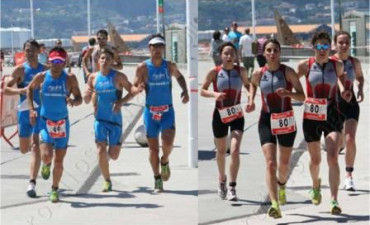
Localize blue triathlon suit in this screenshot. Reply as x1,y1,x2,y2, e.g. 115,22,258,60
17,62,43,137
94,70,123,145
143,59,175,138
39,70,70,149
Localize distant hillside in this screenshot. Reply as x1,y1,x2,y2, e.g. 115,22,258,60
1,0,185,38
199,0,369,30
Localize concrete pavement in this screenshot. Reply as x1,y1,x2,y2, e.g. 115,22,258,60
0,65,197,225
198,59,370,225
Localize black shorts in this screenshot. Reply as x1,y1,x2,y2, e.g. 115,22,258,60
258,112,296,147
303,102,343,142
339,96,360,122
212,108,244,138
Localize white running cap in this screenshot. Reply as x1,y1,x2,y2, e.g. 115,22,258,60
148,37,165,46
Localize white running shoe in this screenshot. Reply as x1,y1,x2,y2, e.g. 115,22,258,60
27,183,37,198
217,179,227,200
344,177,355,191
227,188,238,201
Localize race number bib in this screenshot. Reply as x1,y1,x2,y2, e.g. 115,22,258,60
150,105,169,121
46,119,66,138
218,104,244,124
303,98,327,121
270,110,296,135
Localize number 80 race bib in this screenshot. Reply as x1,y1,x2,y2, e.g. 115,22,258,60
303,97,327,121
218,104,244,124
270,110,296,135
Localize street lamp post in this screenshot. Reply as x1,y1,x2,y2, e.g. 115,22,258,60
30,0,34,38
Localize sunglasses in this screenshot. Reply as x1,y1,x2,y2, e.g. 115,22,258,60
50,59,65,64
315,44,330,50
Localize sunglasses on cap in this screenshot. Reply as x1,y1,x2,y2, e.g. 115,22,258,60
314,44,330,50
50,59,65,64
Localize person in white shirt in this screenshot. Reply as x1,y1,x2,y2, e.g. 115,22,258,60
239,28,255,78
222,27,230,42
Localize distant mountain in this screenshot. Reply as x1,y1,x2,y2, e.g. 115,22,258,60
199,0,369,30
1,0,185,38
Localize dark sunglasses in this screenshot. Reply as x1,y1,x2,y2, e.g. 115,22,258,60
315,44,330,50
50,59,65,64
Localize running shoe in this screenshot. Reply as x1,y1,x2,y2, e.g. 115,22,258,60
26,183,37,198
227,188,238,201
49,190,59,203
102,180,112,192
154,178,163,193
330,200,342,215
278,185,286,205
160,161,171,182
41,164,51,180
267,201,282,219
343,177,356,191
309,178,322,205
217,178,227,200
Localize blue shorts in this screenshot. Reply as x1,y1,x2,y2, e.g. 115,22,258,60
39,117,70,149
143,106,175,138
94,120,122,146
18,109,41,138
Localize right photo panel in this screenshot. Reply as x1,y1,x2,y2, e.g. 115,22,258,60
198,0,370,224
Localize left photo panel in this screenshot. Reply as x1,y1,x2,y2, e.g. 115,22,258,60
0,0,198,225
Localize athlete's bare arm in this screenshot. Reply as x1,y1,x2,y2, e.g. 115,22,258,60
246,69,262,113
239,66,250,91
82,47,94,76
353,57,364,102
296,59,309,78
336,60,351,103
111,47,123,71
4,65,26,95
83,72,96,104
66,74,82,107
200,69,225,101
169,62,189,104
27,72,46,125
283,66,305,102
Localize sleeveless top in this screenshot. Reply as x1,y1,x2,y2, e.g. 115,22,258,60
259,64,292,113
306,57,338,103
145,59,172,106
212,65,243,109
18,62,43,105
40,70,68,120
94,70,122,125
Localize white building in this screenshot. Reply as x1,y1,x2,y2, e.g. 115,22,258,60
0,27,32,50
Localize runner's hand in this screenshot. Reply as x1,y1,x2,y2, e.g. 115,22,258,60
66,97,74,107
341,90,352,103
29,109,37,126
357,89,364,103
246,101,255,113
214,92,226,101
181,91,189,103
276,88,291,98
112,101,122,112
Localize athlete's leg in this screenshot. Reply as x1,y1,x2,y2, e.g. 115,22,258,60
215,136,228,182
148,138,160,177
326,131,341,201
344,119,357,177
262,143,278,202
52,148,67,189
97,142,110,181
229,129,242,184
29,134,41,181
278,145,293,185
307,141,321,189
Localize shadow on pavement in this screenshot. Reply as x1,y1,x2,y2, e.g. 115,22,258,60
277,212,370,225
